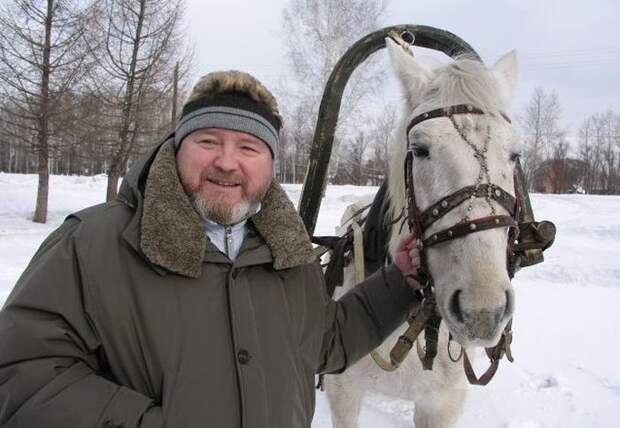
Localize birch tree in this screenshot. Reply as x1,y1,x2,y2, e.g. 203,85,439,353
278,0,387,183
519,88,566,188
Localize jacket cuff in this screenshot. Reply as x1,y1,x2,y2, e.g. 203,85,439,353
100,386,160,427
360,263,418,341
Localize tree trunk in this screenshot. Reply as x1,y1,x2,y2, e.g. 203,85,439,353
33,147,50,223
105,0,146,202
106,167,121,202
33,0,54,224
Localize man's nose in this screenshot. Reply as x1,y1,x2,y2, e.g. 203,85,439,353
212,146,239,171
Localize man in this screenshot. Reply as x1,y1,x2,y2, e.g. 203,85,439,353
0,71,420,427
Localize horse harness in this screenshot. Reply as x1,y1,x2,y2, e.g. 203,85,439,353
313,104,556,388
371,104,523,385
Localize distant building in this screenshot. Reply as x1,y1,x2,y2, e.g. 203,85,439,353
530,158,586,194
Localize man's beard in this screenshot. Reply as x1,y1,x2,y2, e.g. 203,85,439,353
189,169,270,225
191,192,258,225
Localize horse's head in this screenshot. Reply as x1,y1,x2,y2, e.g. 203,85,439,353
386,39,521,348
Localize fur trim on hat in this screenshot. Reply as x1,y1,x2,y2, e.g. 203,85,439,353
187,70,282,125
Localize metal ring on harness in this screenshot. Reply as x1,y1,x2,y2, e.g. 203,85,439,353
447,335,464,363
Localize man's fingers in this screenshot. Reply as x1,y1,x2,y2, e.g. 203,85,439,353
396,233,416,252
394,233,422,289
406,274,421,290
405,236,418,250
407,273,420,282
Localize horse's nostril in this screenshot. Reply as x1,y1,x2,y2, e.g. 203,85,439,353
450,290,464,323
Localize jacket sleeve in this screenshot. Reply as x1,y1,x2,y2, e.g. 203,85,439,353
317,263,418,374
0,219,162,428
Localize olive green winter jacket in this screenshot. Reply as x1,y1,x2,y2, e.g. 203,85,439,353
0,140,416,428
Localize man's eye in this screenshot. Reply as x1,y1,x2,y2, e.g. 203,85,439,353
241,145,258,153
198,140,217,146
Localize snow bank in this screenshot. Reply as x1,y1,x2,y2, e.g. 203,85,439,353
1,173,618,427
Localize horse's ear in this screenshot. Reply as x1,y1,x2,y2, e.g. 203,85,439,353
491,50,519,102
386,38,432,108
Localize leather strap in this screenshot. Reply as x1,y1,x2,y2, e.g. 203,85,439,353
405,150,432,288
352,221,365,284
407,104,511,135
463,319,514,385
420,184,516,230
423,215,517,248
463,350,499,386
371,296,437,371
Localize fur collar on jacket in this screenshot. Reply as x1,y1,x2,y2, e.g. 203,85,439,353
140,141,315,278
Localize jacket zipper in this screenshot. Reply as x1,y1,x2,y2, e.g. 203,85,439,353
224,226,233,259
225,266,244,428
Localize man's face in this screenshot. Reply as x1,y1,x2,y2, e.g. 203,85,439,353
176,128,273,224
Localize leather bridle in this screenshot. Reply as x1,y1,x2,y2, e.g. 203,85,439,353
372,103,521,384
404,104,522,285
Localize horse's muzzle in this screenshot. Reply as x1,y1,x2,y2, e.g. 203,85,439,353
447,289,514,345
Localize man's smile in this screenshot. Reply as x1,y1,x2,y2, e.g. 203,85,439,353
207,178,241,188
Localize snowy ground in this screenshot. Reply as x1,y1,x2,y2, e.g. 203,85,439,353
1,172,619,427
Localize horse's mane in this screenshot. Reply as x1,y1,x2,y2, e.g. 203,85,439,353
424,56,508,115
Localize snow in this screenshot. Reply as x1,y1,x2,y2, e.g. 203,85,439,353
1,172,619,427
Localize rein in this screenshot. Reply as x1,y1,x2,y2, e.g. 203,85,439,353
371,104,520,385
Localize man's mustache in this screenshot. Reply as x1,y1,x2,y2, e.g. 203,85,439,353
199,169,245,186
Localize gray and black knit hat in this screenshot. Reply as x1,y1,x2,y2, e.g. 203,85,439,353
175,71,282,157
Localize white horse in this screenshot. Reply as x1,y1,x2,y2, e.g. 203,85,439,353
325,39,521,428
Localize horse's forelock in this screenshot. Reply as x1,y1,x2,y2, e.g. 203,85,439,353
424,56,508,115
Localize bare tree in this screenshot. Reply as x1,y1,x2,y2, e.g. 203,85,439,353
599,111,620,193
548,139,570,193
519,88,566,188
89,0,189,201
0,101,34,173
578,116,597,193
0,0,94,222
332,131,372,185
278,101,315,183
278,0,387,184
577,111,620,194
367,102,398,181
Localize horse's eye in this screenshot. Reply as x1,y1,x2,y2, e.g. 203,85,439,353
412,144,430,158
510,152,521,162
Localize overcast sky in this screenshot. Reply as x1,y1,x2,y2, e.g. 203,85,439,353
185,0,620,142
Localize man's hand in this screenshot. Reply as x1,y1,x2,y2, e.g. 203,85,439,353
393,233,422,289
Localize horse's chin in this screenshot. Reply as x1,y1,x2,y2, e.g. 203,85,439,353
443,320,506,349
